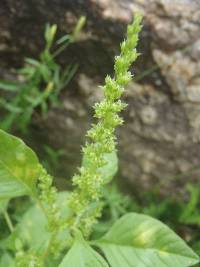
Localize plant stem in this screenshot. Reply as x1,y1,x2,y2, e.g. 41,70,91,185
3,210,14,233
40,232,56,263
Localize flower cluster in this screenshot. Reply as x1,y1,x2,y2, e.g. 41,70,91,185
69,14,142,236
38,166,59,231
15,251,43,267
37,166,66,259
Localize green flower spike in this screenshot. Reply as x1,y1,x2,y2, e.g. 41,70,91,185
69,14,142,237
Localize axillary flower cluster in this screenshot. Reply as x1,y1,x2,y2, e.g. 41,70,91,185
69,14,142,236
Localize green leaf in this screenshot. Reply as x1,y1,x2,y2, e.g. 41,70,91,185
0,80,19,92
39,64,51,82
0,252,14,267
6,192,71,253
59,238,109,267
0,130,41,198
44,24,57,48
18,66,35,77
0,98,22,113
97,151,118,183
8,202,51,253
179,184,200,225
56,34,70,45
83,151,118,184
94,213,199,267
25,58,40,67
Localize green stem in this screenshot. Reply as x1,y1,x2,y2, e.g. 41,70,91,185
3,210,14,233
35,197,56,263
40,232,56,263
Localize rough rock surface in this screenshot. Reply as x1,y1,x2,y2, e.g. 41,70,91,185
0,0,200,197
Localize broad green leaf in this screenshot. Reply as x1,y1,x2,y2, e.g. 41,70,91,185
7,192,71,253
0,252,14,267
8,202,50,253
99,151,118,183
94,213,199,267
45,257,63,267
59,238,109,267
83,151,118,184
0,130,41,198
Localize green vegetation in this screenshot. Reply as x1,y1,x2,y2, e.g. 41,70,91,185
0,16,85,133
95,184,200,259
0,14,199,267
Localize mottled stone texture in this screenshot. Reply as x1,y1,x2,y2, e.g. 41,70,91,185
0,0,200,197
